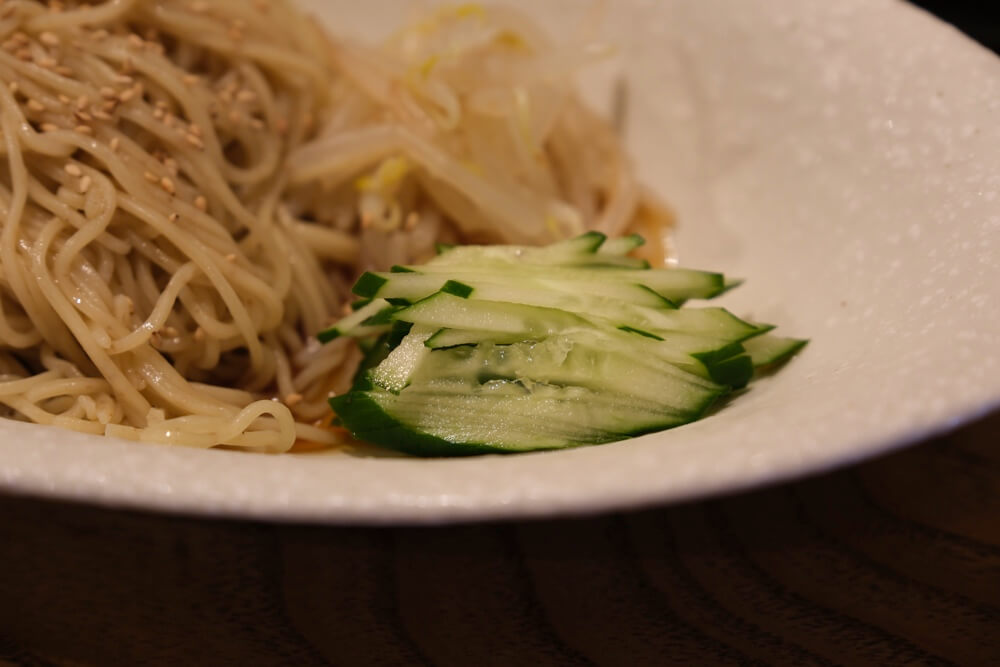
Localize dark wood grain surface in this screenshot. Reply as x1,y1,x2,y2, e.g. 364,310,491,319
1,407,997,666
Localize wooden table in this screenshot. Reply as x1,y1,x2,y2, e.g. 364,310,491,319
1,407,997,666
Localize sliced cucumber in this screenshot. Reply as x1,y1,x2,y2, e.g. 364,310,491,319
317,298,392,342
597,233,645,256
422,325,739,383
395,292,590,338
354,270,675,309
743,334,808,368
399,264,725,302
322,234,806,456
331,375,718,456
367,326,435,393
408,336,722,404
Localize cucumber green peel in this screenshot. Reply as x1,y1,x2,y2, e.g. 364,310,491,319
320,232,806,456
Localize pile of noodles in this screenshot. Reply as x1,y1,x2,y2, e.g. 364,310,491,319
0,0,673,452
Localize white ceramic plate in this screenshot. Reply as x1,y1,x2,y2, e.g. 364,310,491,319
2,0,999,523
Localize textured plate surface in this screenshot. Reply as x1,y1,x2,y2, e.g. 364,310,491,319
1,0,999,523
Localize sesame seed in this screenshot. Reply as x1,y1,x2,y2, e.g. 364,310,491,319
152,107,164,120
41,123,59,132
405,212,420,230
194,195,207,211
118,86,138,103
168,212,179,222
113,73,133,85
55,66,73,77
185,132,204,149
99,86,116,99
26,99,45,112
143,171,158,183
74,125,92,135
75,95,89,110
224,253,236,262
193,327,205,341
15,48,31,61
188,123,203,137
236,89,256,103
64,163,82,176
78,175,92,193
37,56,58,69
284,393,303,407
160,176,175,194
74,109,92,122
163,326,179,337
127,34,144,49
7,81,18,94
249,118,265,130
39,32,60,47
110,137,120,151
58,94,71,105
120,59,134,75
190,1,209,12
227,109,241,124
182,74,200,86
91,108,112,121
91,29,109,41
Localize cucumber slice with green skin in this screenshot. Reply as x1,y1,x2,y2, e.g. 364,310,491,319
694,350,754,388
399,264,726,302
317,298,391,342
395,292,590,339
597,233,645,256
401,277,674,315
367,326,435,393
353,270,675,309
331,375,720,456
743,334,808,367
423,328,528,349
397,335,723,403
396,291,757,348
421,326,740,382
323,234,806,455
